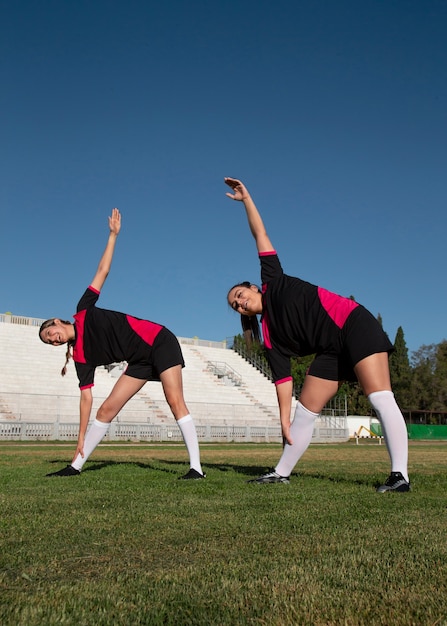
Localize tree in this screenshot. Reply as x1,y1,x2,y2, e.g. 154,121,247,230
433,340,447,411
389,327,412,408
410,344,437,411
290,355,314,393
337,381,370,415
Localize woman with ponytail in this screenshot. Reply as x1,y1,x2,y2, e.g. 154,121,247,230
39,208,204,480
232,287,261,349
225,177,410,493
39,318,74,376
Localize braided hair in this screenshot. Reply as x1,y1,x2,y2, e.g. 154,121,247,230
39,318,75,377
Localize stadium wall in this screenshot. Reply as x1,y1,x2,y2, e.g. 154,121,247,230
0,314,349,443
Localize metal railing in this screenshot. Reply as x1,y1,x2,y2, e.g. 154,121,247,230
1,313,43,326
207,361,243,386
232,341,274,381
0,420,349,443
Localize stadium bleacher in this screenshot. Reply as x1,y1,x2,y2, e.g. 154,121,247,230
0,315,351,443
0,315,286,427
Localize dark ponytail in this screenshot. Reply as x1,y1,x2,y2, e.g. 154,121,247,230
60,342,74,377
240,313,261,349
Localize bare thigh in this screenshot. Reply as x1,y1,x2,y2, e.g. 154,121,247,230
96,374,147,422
354,352,392,396
299,375,340,413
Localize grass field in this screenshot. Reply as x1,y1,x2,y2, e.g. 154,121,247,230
1,441,447,626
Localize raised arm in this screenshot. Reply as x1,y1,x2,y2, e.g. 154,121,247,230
90,208,121,292
224,178,274,253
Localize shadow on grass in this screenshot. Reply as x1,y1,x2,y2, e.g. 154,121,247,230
298,470,375,488
45,459,376,487
45,458,268,478
45,459,181,477
191,462,376,487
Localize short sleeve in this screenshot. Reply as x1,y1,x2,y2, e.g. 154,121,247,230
260,252,283,287
75,361,96,389
265,346,292,386
76,286,100,313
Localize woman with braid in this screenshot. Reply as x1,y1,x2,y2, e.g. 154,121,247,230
225,177,410,493
40,208,205,480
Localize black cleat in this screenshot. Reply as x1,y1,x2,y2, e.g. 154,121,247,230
46,465,81,477
178,468,206,480
247,470,290,484
376,471,410,493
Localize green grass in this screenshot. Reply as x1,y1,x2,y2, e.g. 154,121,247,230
1,441,447,626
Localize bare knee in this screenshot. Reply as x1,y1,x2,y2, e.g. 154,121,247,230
96,401,117,423
165,394,188,420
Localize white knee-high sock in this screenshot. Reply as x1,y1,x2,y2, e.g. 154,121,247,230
275,401,319,478
176,414,203,474
368,390,409,481
72,419,111,471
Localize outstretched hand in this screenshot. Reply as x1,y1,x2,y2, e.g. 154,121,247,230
224,177,250,202
90,208,121,292
225,175,274,253
108,207,121,236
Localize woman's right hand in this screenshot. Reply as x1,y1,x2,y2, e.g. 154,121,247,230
72,437,85,463
281,422,293,446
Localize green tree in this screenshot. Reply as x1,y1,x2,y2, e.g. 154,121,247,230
338,382,371,415
410,344,437,411
433,340,447,411
290,355,314,394
389,326,412,409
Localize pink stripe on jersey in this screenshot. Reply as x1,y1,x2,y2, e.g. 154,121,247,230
126,315,163,346
89,285,100,294
318,286,358,329
261,283,272,348
275,377,293,386
261,312,272,349
259,250,277,256
73,309,87,363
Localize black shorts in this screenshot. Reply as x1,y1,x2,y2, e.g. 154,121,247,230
307,305,394,382
124,327,185,382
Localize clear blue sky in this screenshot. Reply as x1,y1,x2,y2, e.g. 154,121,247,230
1,0,446,357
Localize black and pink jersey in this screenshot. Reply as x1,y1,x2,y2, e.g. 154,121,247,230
260,252,359,385
73,286,164,389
